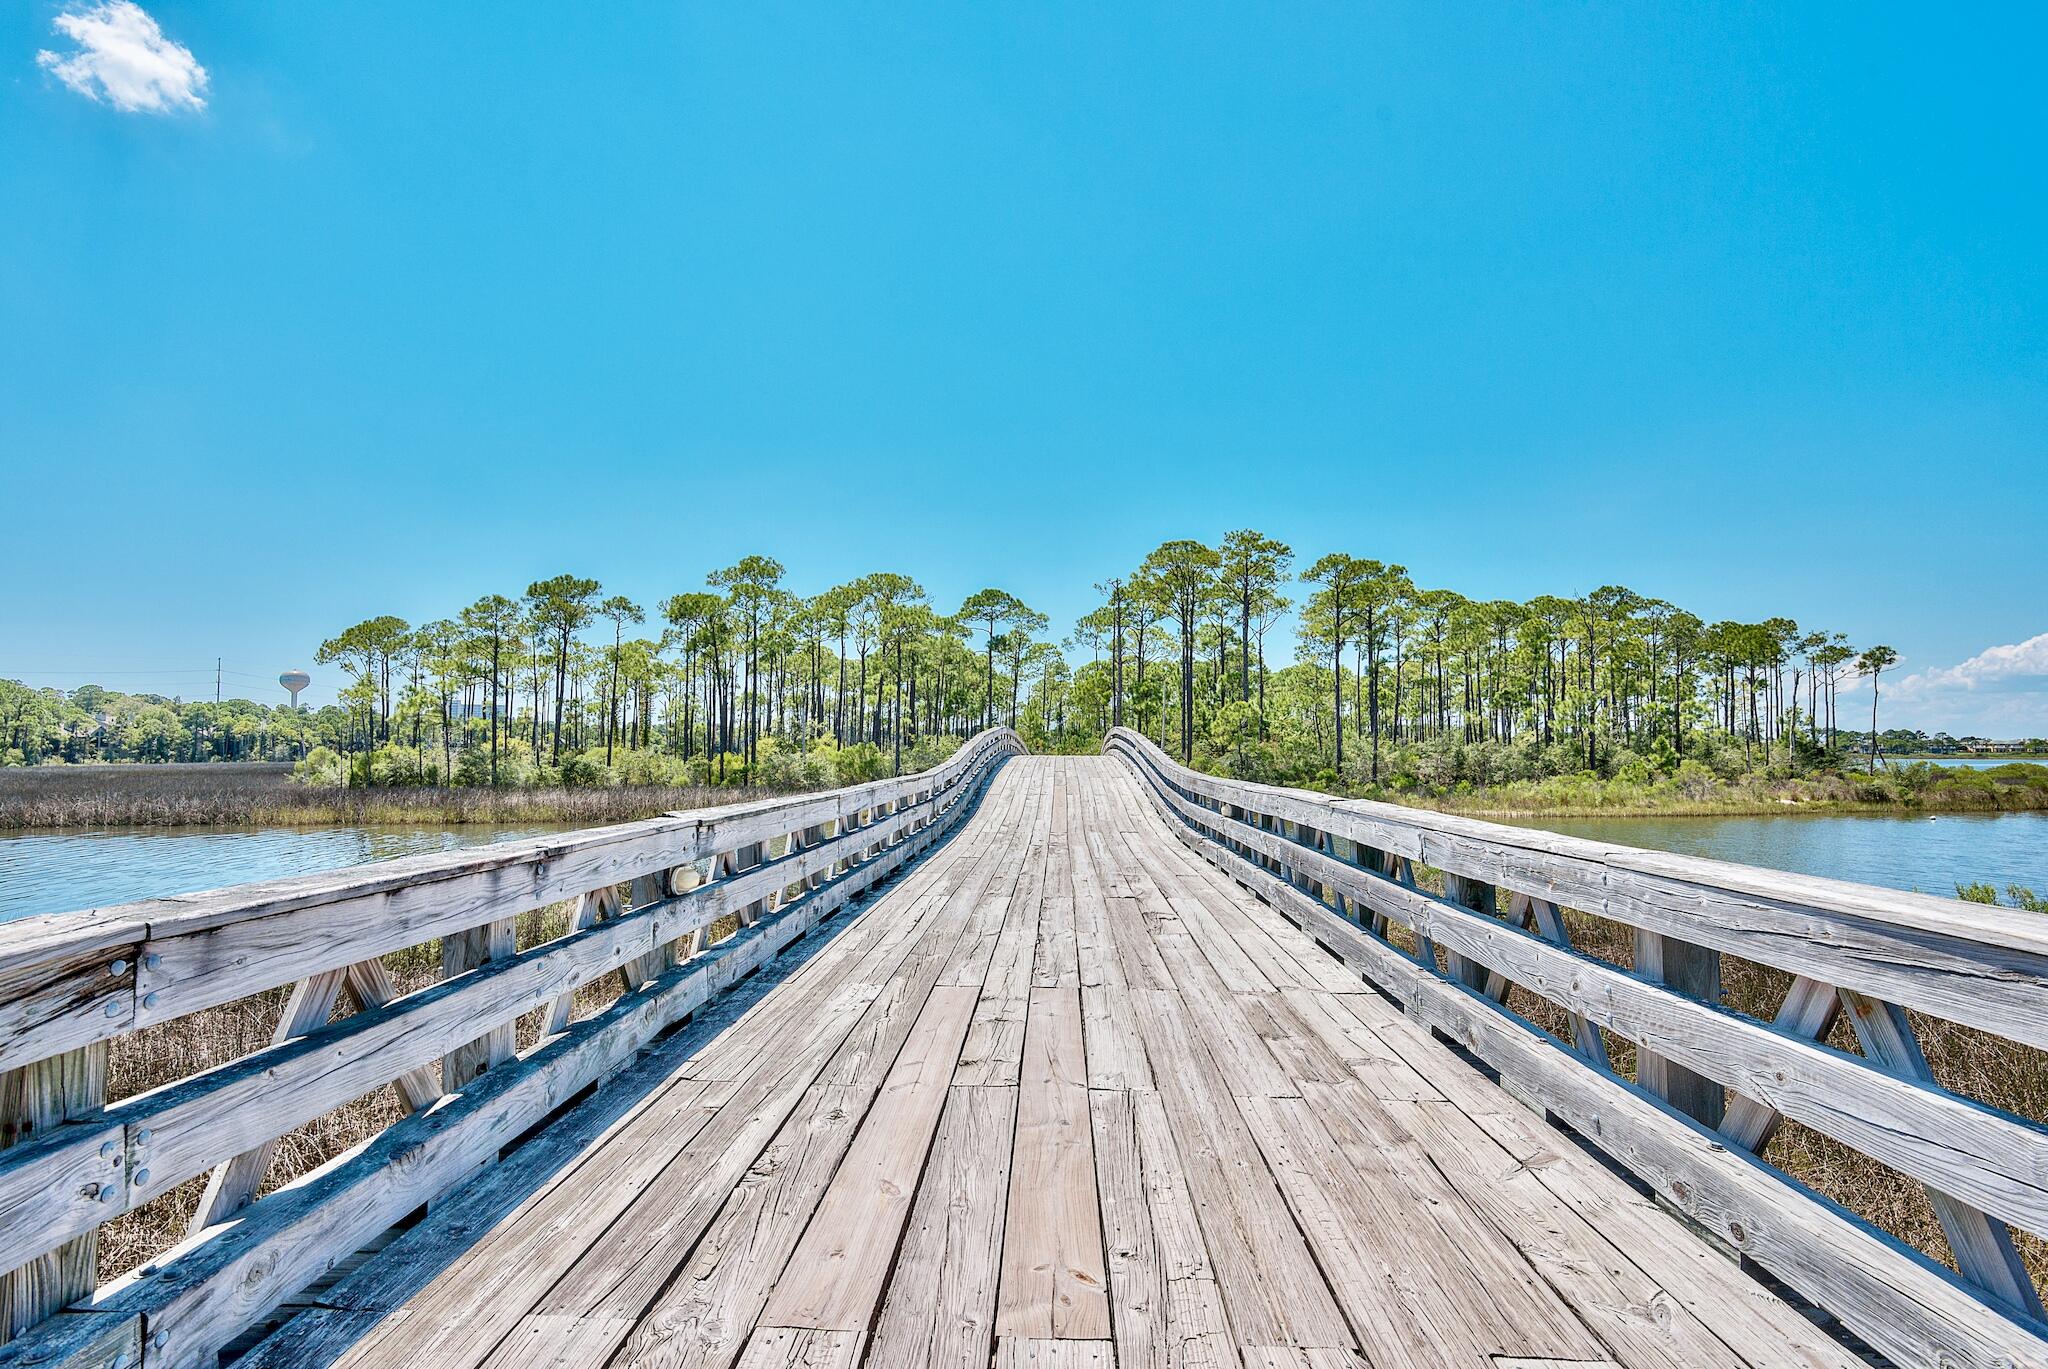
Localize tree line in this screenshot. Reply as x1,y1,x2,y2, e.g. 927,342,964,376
1069,532,1904,786
6,532,1928,793
295,563,1060,786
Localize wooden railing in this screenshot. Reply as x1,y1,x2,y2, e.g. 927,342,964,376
1106,726,2048,1369
0,728,1022,1369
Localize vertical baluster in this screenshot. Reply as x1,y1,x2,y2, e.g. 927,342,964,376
1634,930,1725,1129
1296,823,1326,900
189,967,350,1232
1441,873,1494,992
1839,991,2044,1319
442,916,517,1089
0,1043,107,1342
729,842,767,928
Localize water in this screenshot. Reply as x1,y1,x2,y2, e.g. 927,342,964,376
1889,755,2048,770
0,825,567,922
1504,810,2048,899
5,805,2042,923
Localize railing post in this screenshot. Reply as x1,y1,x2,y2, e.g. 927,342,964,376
189,966,352,1232
442,917,517,1089
1634,931,1725,1129
0,1043,106,1343
729,842,767,927
1441,874,1494,993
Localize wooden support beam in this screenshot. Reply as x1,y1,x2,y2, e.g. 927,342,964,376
543,889,611,1036
1719,975,1840,1154
1521,896,1610,1070
1839,989,2045,1320
1633,929,1725,1130
0,1043,105,1344
342,958,442,1114
189,966,351,1232
441,917,517,1090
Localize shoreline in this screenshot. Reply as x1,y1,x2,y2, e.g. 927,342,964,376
1406,796,2046,821
0,783,768,832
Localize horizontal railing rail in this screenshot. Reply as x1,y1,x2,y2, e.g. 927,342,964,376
0,728,1023,1368
1106,725,2048,1369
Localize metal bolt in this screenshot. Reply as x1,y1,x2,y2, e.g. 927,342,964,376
137,1128,153,1144
109,959,129,977
142,992,160,1010
105,1001,122,1018
144,952,162,971
101,1140,118,1158
133,1167,152,1185
98,1184,114,1204
153,1332,168,1348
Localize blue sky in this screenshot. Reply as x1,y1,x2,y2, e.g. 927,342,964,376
3,3,2045,732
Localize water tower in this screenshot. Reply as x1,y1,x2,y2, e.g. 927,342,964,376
280,669,311,711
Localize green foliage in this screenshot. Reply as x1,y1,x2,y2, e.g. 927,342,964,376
833,742,888,784
292,746,348,787
1958,882,2048,913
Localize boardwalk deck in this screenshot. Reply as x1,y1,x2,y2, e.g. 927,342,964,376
239,757,1866,1369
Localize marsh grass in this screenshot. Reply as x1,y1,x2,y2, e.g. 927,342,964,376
1389,761,2048,819
0,764,746,830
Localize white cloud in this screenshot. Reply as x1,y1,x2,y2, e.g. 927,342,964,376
1881,632,2048,736
36,2,207,114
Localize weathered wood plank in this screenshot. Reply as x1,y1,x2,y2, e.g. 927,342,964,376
1088,1087,1233,1369
0,750,1016,1369
997,986,1109,1341
733,1327,863,1368
992,1338,1112,1368
761,985,979,1330
867,1086,1016,1368
0,1043,106,1344
1118,751,2048,1368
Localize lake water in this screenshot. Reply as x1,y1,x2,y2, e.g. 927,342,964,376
3,805,2042,923
1890,755,2048,770
0,825,566,922
1505,810,2047,898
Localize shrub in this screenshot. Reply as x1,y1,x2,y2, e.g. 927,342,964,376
453,744,539,787
757,743,835,791
834,742,888,784
553,751,612,788
291,746,349,787
903,734,963,773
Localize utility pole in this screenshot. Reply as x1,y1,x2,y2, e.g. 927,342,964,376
216,657,222,704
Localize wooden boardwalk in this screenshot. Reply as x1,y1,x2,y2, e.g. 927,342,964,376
239,757,1865,1369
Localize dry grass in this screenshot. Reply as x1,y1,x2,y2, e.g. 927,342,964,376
0,765,753,831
